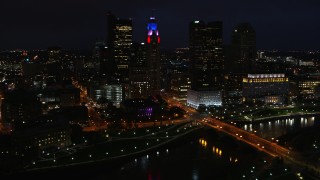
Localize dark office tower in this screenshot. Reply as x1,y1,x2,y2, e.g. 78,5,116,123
232,23,256,73
1,89,42,128
47,47,61,63
189,20,224,91
97,42,117,82
47,47,63,81
95,42,108,71
106,12,133,83
22,58,43,78
91,40,106,70
129,42,150,98
146,16,161,95
207,21,224,88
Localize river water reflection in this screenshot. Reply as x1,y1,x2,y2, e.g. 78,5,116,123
101,116,319,179
242,116,318,140
99,130,271,180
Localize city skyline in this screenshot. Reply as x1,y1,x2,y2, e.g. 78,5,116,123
1,0,320,50
0,1,320,178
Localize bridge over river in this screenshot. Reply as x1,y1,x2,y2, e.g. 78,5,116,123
200,117,320,175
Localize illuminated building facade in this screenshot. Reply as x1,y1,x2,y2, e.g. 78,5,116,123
105,84,123,107
242,74,289,104
297,75,320,99
107,12,132,83
187,89,222,109
189,20,224,90
146,16,161,95
89,83,124,108
120,98,161,121
171,75,191,104
232,23,256,73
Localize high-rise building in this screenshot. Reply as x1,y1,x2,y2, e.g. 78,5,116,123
46,47,63,81
189,20,224,91
169,48,190,104
223,73,244,105
129,42,150,98
47,47,61,64
146,16,161,95
188,20,224,108
91,40,106,70
232,23,256,73
106,12,133,83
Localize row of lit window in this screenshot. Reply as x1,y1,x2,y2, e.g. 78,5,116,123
244,86,287,89
133,82,149,84
115,26,132,31
243,78,288,83
299,82,320,87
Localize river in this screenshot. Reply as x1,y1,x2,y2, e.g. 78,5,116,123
93,129,272,180
242,115,319,140
13,115,318,179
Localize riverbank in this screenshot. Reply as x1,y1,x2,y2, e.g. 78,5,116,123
4,123,204,178
229,113,320,125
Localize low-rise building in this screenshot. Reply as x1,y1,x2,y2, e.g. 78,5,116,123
242,73,289,105
89,83,124,108
187,89,222,109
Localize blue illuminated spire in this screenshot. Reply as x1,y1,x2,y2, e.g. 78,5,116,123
146,16,160,44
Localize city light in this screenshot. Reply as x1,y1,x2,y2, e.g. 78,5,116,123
0,3,318,179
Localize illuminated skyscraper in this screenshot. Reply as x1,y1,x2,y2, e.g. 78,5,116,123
146,16,161,95
188,20,223,108
232,23,256,73
189,20,224,91
106,12,133,83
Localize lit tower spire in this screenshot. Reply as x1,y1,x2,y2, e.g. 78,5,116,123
146,16,161,95
146,17,160,44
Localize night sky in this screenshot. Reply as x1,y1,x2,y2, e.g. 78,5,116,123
1,0,320,50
